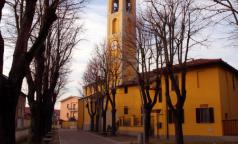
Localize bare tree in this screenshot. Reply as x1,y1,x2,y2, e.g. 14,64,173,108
95,42,110,133
107,42,122,136
83,40,121,135
0,0,59,143
145,0,208,144
124,15,163,144
83,58,100,131
25,0,83,142
213,0,238,25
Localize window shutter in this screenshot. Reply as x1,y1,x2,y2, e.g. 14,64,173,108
196,108,200,123
209,108,214,123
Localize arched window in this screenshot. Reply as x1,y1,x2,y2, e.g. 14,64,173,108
126,0,132,12
112,18,118,34
112,0,119,13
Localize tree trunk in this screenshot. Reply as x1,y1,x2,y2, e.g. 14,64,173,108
111,108,116,136
0,78,18,144
144,108,151,144
174,109,184,144
30,103,43,144
46,104,54,133
42,96,55,136
0,0,5,74
102,111,107,133
0,32,4,74
90,116,95,131
0,104,16,144
95,114,99,132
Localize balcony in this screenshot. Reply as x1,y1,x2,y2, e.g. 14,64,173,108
67,107,78,112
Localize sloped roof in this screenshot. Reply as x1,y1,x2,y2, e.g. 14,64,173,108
83,58,238,88
175,58,238,74
59,96,80,102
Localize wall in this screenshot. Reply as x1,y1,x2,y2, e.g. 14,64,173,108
219,67,238,120
60,97,79,121
81,65,238,137
115,66,224,136
78,99,84,129
162,67,223,136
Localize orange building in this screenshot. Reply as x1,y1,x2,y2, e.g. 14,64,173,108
60,96,80,121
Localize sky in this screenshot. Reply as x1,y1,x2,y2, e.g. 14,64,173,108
2,0,238,109
60,0,108,100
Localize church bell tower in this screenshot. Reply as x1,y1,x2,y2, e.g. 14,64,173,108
107,0,137,84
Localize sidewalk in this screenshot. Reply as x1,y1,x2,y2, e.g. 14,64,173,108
58,129,238,144
59,129,117,144
106,134,238,144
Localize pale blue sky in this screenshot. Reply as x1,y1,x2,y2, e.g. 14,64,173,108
1,0,238,108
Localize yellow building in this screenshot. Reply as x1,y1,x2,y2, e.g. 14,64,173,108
79,0,238,137
80,59,238,136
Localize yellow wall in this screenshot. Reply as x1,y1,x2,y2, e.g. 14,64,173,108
61,121,77,129
80,99,91,130
219,67,238,120
113,66,238,137
163,67,223,136
78,99,85,129
60,97,79,121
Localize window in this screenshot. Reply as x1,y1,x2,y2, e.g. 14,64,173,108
168,109,184,123
112,18,118,34
73,104,76,109
66,113,69,118
157,122,162,129
124,86,128,94
67,104,69,108
112,0,119,13
123,117,131,126
196,108,214,123
124,106,129,114
171,74,179,91
126,0,132,12
134,117,142,127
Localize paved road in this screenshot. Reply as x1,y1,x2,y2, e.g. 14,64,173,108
59,129,116,144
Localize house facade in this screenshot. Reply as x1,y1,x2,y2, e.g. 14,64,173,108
60,96,79,121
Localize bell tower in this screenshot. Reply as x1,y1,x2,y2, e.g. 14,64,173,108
107,0,137,84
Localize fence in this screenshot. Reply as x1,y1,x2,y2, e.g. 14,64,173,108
119,115,143,127
223,119,238,136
